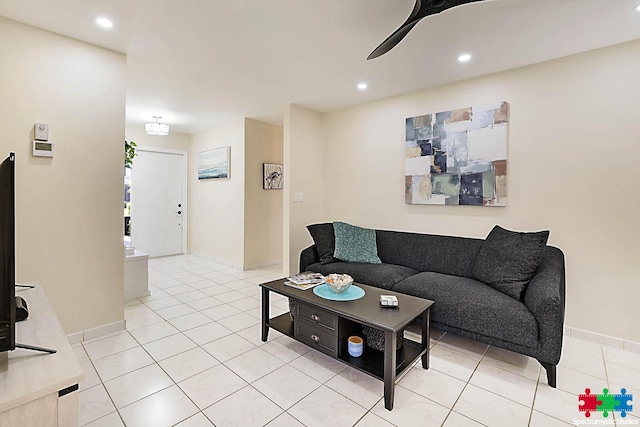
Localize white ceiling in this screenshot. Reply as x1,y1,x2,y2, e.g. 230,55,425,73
1,0,640,134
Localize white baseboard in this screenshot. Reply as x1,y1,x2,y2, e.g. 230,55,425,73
66,320,126,344
243,260,283,271
189,251,238,268
67,332,84,345
624,340,640,354
565,325,640,354
125,290,150,301
189,250,281,271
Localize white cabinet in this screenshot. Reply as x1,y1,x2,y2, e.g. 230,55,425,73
0,286,83,427
125,248,150,300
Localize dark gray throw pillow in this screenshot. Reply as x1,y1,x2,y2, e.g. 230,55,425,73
472,225,550,300
306,223,338,264
333,222,382,264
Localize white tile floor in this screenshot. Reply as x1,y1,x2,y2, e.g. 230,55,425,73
76,255,640,426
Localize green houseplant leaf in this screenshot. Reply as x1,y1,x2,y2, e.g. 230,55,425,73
125,139,137,169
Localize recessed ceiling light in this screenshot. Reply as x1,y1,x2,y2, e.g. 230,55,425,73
96,17,113,28
458,53,472,63
635,4,640,12
357,83,368,90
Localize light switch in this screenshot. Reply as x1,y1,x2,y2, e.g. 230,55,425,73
299,192,304,202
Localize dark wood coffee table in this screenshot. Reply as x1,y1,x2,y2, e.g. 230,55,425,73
260,279,434,410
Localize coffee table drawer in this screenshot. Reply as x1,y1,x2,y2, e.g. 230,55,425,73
295,318,337,357
295,302,337,331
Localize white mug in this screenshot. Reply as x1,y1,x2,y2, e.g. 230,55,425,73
348,336,363,357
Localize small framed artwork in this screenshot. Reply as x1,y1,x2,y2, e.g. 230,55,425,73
198,146,230,180
263,163,283,189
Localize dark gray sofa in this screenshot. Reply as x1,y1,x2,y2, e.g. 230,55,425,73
300,228,565,387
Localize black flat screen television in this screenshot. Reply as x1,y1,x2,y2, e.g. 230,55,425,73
0,152,16,353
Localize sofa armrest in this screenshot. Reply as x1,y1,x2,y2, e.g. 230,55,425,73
523,246,566,364
299,245,320,273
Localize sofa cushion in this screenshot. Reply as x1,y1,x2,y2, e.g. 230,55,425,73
472,226,550,300
393,272,538,347
376,230,483,277
333,222,381,264
306,223,338,264
306,262,417,290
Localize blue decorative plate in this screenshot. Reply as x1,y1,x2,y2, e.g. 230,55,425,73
313,284,365,301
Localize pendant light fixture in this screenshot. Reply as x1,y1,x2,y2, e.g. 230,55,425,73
145,116,169,136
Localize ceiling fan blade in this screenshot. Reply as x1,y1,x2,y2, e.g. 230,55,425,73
367,20,421,60
367,0,487,60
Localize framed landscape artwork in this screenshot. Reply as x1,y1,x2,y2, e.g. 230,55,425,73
263,163,283,190
405,101,508,206
198,146,230,180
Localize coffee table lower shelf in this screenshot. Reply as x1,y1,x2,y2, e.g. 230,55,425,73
267,312,425,383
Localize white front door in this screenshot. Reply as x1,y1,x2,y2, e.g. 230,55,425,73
131,149,186,257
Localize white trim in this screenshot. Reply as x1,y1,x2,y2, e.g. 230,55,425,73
136,146,189,255
131,290,150,298
67,331,83,345
83,320,126,341
189,251,232,266
189,251,240,270
243,264,260,270
565,325,640,354
624,340,640,354
67,320,126,344
243,260,283,271
137,146,188,156
189,251,282,271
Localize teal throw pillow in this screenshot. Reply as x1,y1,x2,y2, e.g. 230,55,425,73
333,222,381,264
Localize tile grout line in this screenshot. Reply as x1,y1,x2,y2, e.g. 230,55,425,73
437,342,484,427
102,260,286,426
157,260,288,426
527,377,540,427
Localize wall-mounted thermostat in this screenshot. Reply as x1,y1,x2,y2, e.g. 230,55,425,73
34,123,49,141
33,140,54,157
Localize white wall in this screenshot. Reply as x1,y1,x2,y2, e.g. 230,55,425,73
284,105,325,274
188,118,245,266
0,18,126,334
244,118,283,268
312,40,640,342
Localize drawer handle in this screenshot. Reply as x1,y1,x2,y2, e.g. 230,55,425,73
311,314,320,321
311,334,320,342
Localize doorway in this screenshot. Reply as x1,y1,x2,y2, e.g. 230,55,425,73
130,148,187,257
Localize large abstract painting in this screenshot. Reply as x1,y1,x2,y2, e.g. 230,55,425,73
405,102,508,206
